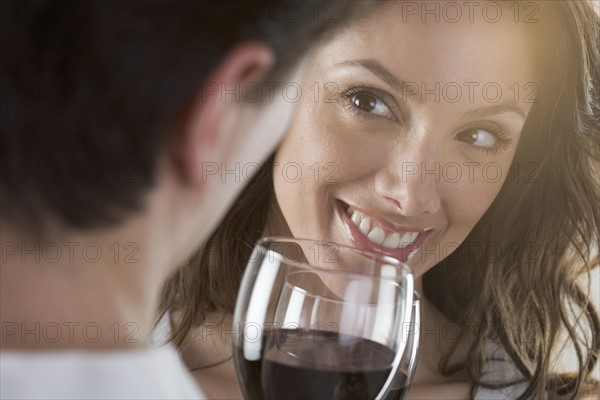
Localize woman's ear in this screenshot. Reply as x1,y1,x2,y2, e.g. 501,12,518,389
174,41,275,187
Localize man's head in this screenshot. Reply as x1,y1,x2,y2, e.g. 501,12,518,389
1,1,371,268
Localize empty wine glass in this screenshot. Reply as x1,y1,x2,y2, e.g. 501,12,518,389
232,237,417,400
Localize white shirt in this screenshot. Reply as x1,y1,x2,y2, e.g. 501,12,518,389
473,340,546,400
1,344,205,399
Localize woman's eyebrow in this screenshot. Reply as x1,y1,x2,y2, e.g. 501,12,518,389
464,102,527,120
336,58,529,119
336,58,408,95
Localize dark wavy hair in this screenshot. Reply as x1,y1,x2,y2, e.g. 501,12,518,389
1,0,370,230
160,1,600,398
424,1,600,398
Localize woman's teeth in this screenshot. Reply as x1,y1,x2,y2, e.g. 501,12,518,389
349,209,418,249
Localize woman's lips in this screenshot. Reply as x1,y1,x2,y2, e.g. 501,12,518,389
336,200,430,263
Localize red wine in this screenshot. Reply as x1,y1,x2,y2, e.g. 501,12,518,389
235,329,398,400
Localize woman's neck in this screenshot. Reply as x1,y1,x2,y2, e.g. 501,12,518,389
411,276,471,385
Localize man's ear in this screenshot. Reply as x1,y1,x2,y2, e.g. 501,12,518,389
175,42,275,187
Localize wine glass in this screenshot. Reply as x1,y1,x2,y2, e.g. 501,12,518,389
381,292,420,400
232,237,416,400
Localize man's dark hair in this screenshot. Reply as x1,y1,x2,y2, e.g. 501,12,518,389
1,0,369,230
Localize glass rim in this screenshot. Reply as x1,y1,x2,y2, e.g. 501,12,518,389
256,236,413,277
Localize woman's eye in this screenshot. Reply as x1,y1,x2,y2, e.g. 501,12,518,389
456,127,513,155
351,93,393,119
352,93,377,112
457,128,497,148
343,88,396,121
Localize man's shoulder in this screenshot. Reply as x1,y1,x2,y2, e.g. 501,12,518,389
1,345,205,399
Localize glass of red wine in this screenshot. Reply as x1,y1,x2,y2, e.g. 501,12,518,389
233,237,416,400
381,293,420,400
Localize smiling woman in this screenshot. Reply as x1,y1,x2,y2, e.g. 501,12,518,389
271,9,537,272
160,1,600,399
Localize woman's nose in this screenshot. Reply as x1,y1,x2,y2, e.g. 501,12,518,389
374,159,442,216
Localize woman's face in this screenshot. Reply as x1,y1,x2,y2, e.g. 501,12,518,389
272,2,538,277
